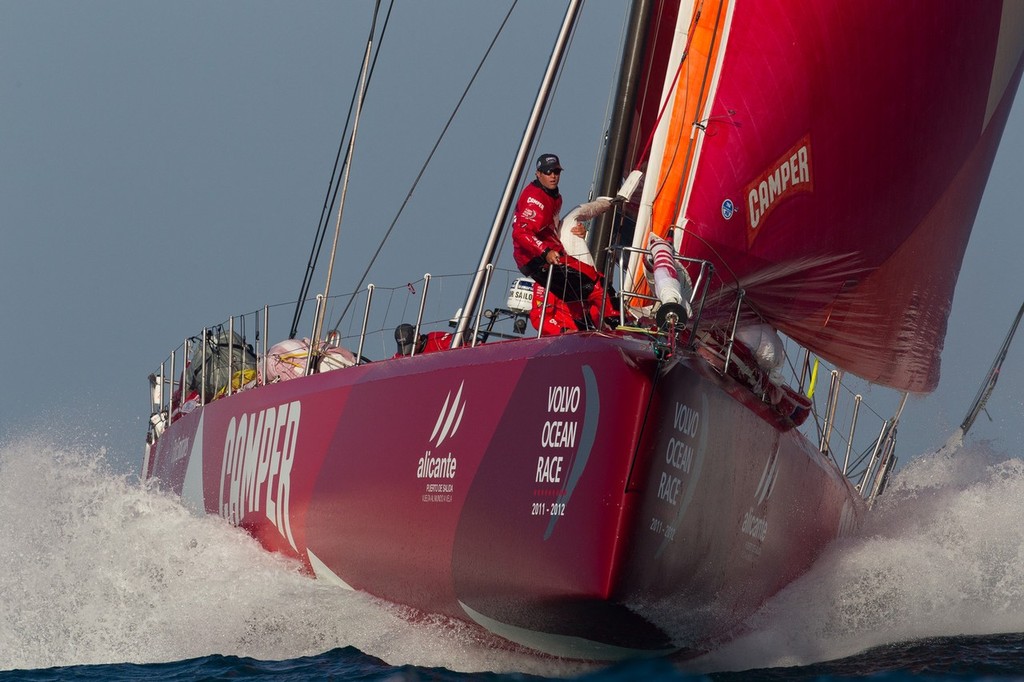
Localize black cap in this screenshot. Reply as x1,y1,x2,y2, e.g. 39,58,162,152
536,154,563,173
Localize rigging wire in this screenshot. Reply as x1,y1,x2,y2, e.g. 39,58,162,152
328,1,520,332
288,0,395,339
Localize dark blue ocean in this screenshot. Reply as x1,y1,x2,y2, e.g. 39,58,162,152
4,437,1024,681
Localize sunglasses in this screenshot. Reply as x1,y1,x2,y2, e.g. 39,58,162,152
540,169,562,176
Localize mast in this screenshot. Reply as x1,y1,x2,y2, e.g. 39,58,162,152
314,6,378,348
451,0,584,348
592,0,655,273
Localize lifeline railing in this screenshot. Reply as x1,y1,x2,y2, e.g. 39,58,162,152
148,242,716,438
146,267,530,444
146,247,900,503
591,240,902,505
606,244,716,346
683,281,903,504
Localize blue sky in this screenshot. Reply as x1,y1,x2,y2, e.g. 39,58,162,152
2,1,1022,475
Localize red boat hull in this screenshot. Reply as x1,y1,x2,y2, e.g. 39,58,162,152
146,332,861,659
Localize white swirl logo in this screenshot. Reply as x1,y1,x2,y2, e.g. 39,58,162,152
430,381,466,447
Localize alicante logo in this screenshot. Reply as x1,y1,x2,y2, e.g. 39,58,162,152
416,382,466,483
430,381,466,447
753,449,779,506
741,448,779,544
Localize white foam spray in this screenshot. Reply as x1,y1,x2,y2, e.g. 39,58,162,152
0,435,588,676
690,440,1024,673
9,432,1019,676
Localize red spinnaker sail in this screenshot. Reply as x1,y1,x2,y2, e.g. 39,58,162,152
627,0,1024,392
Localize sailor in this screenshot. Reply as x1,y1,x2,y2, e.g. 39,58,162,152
393,323,453,357
511,153,619,331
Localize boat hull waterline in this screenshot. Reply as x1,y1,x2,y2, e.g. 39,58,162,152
146,333,861,660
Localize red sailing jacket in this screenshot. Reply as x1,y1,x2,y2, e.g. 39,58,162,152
512,180,562,269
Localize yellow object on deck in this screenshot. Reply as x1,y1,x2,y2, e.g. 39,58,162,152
807,358,820,398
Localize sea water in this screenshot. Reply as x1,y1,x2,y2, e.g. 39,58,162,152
2,435,1024,681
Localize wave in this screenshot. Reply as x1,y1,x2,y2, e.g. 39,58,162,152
0,436,586,676
691,439,1024,673
3,433,1023,675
